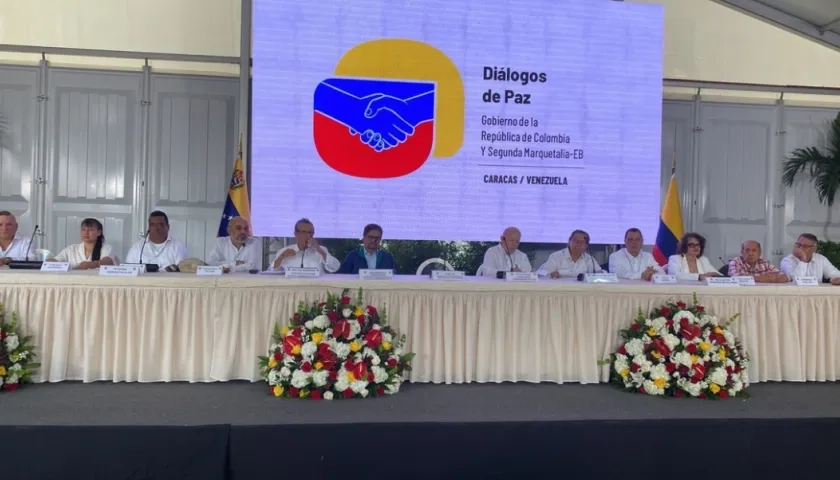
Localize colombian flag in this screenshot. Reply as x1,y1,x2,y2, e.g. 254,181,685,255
217,137,251,237
652,161,684,266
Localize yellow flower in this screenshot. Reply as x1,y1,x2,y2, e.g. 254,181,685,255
654,378,666,389
718,349,727,360
354,306,365,317
311,332,324,344
647,327,657,337
291,345,301,355
620,368,629,378
268,357,278,369
299,389,308,398
315,361,324,370
349,340,362,352
347,372,356,382
280,326,290,336
650,350,662,360
709,383,721,394
0,366,6,376
691,354,700,364
273,385,284,397
381,341,392,351
713,327,723,334
699,342,711,352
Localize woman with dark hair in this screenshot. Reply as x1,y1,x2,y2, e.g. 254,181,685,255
666,232,721,281
51,218,117,269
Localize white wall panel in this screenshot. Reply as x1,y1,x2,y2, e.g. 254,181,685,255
661,100,695,229
696,103,777,264
148,74,238,261
43,69,142,258
0,66,39,235
782,107,840,246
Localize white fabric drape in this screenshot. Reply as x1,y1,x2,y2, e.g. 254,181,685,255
1,271,839,384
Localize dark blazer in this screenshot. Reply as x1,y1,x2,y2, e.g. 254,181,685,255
339,248,396,274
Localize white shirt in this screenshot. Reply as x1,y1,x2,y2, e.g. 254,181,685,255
667,254,717,281
207,237,262,272
54,242,118,268
0,234,37,261
124,236,188,269
538,248,602,277
608,248,664,280
780,253,840,280
479,244,532,276
271,244,340,274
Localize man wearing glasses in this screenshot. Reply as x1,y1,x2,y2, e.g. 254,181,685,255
271,218,340,273
339,223,395,274
780,233,840,285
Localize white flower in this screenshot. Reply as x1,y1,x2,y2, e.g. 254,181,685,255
323,391,334,400
625,339,644,357
301,342,317,359
342,308,352,318
381,332,393,344
280,366,291,378
642,379,664,395
672,351,692,367
372,324,382,330
372,365,389,383
304,320,314,330
709,367,728,386
385,382,400,394
649,364,668,381
350,380,369,393
663,334,680,350
312,315,331,329
371,355,381,366
360,389,369,397
312,370,329,387
0,377,3,387
6,374,19,385
652,317,667,331
724,330,735,346
4,334,19,351
673,311,695,325
268,370,281,385
334,370,350,392
632,355,651,373
290,370,310,388
349,321,361,339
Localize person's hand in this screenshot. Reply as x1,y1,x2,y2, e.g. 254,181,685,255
75,261,95,270
273,248,296,268
831,277,840,286
550,271,561,279
0,257,10,266
235,260,246,265
641,267,656,281
699,272,719,280
793,245,807,261
512,266,521,272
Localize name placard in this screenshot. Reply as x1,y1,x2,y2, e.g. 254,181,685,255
583,273,619,284
121,263,147,274
359,269,394,281
431,270,466,281
99,265,141,277
731,275,756,286
285,267,321,279
795,276,819,286
652,274,677,284
705,277,740,287
40,262,70,272
196,266,224,276
505,271,538,282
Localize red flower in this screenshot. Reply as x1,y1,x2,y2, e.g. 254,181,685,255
367,305,377,315
343,388,354,399
696,305,705,312
659,307,670,316
676,301,686,309
5,383,19,391
289,387,299,397
334,320,351,339
344,358,354,370
310,390,323,400
377,386,385,396
630,323,641,331
630,363,640,373
665,362,676,373
367,372,375,382
691,364,706,382
1,331,7,339
718,389,729,399
665,319,674,329
319,302,327,308
282,335,302,356
698,392,707,399
340,296,351,305
387,358,398,368
269,386,274,395
352,362,369,382
685,343,698,354
293,313,300,323
726,366,734,375
674,389,684,397
638,387,646,394
618,345,628,355
327,311,339,322
320,358,336,371
273,351,282,362
681,325,702,342
291,328,303,338
364,329,383,348
357,314,366,324
301,362,313,373
328,370,338,380
652,338,671,356
678,366,689,376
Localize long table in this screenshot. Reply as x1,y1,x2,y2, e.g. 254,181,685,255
1,271,838,384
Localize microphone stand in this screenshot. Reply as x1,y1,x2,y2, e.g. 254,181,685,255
8,224,43,269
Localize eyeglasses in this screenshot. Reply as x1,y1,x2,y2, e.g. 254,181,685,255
686,243,701,248
295,229,314,235
795,243,816,249
365,235,382,242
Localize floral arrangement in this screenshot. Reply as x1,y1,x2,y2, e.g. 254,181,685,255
0,301,39,392
259,288,415,400
603,294,749,399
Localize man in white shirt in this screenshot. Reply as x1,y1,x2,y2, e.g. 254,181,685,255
0,211,36,264
780,233,840,285
207,216,262,272
271,218,340,274
608,228,664,281
539,229,603,278
124,210,188,269
479,226,532,276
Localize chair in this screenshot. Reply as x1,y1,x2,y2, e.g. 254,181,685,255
416,258,454,275
718,264,729,276
600,262,609,272
475,264,485,276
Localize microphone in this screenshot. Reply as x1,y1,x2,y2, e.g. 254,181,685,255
496,237,515,279
718,256,726,266
139,229,149,264
24,224,38,260
300,243,307,268
577,250,597,282
7,224,44,269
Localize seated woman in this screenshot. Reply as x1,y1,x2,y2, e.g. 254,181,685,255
51,218,117,269
667,232,722,281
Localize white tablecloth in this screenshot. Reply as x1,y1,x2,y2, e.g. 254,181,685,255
1,271,838,384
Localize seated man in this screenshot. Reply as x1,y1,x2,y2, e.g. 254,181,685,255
608,228,664,281
271,218,340,273
780,233,840,285
0,211,37,264
478,226,532,276
339,223,395,274
124,210,188,269
539,229,602,278
207,216,262,272
728,240,788,283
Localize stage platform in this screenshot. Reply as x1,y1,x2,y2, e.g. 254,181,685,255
2,382,839,479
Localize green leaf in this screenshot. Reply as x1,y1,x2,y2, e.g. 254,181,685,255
781,112,840,207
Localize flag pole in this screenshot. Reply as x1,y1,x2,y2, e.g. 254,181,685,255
671,128,677,174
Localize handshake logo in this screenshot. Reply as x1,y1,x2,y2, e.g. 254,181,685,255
312,39,464,179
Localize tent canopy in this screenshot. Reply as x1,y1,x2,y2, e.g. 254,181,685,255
715,0,840,50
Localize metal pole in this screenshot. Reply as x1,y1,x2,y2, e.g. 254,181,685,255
0,44,239,64
239,0,252,195
664,78,840,96
34,56,49,249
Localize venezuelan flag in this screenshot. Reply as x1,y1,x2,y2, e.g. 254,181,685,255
217,137,251,236
652,161,684,266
